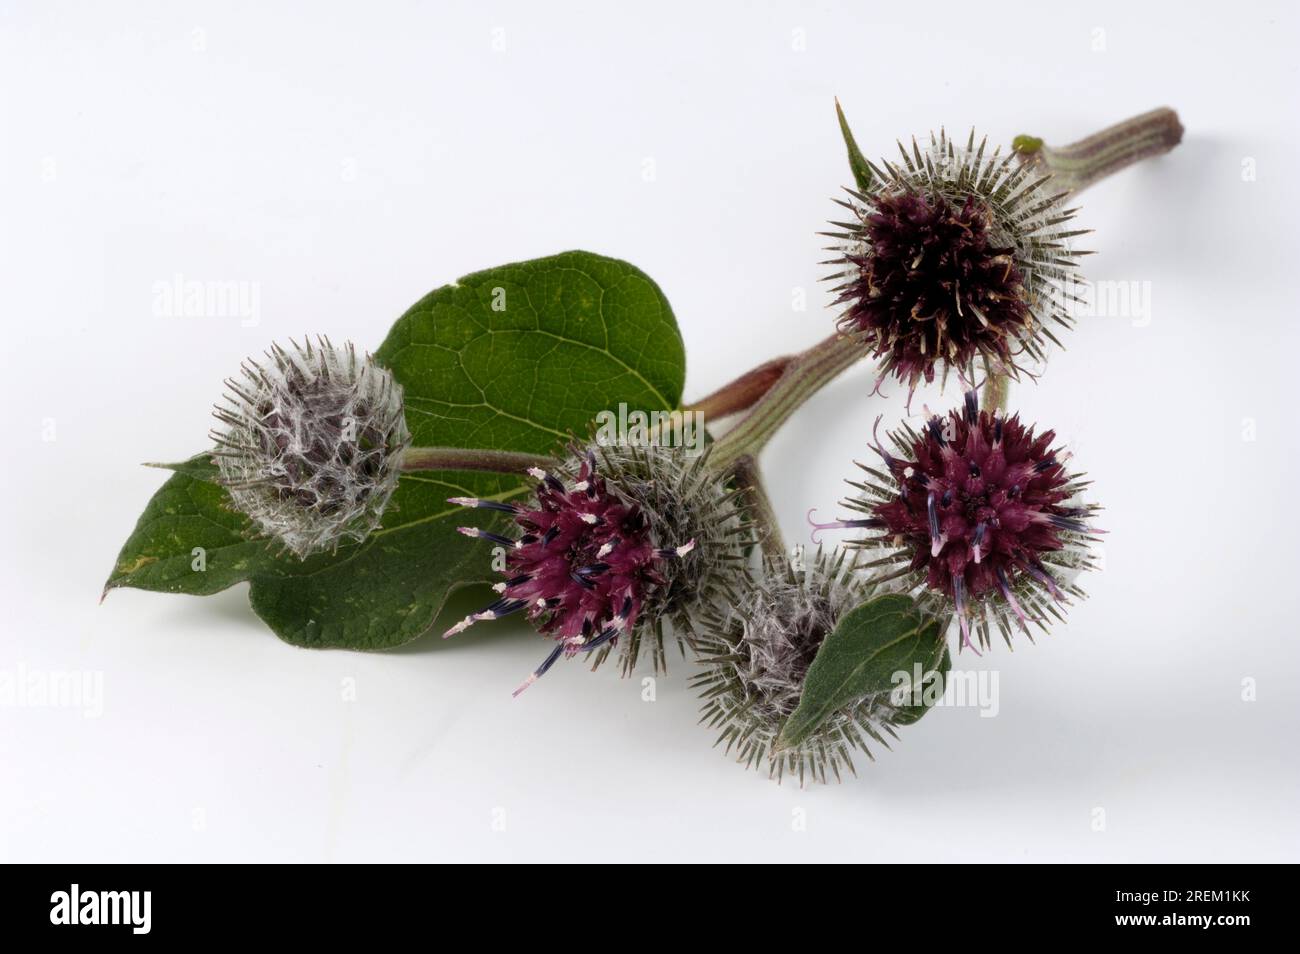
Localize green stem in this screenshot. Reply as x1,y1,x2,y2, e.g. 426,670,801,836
1012,107,1183,195
683,353,794,420
708,333,862,472
399,446,556,475
730,454,786,562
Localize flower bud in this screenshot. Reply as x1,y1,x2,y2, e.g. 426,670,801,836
211,338,410,559
692,552,898,784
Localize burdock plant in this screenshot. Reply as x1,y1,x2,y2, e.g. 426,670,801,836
108,99,1182,785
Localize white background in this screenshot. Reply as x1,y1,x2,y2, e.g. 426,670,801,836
2,0,1297,863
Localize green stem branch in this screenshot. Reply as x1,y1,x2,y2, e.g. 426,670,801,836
1012,106,1183,195
708,333,863,472
399,446,556,475
730,454,786,562
683,354,794,420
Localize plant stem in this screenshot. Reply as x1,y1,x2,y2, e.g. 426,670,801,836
708,332,862,472
399,446,556,475
1011,107,1183,195
730,454,787,562
982,357,1010,413
683,354,794,420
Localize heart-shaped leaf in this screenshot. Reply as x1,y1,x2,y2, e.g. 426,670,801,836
104,251,685,649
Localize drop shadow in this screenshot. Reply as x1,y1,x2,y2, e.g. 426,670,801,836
1091,133,1237,276
149,582,271,643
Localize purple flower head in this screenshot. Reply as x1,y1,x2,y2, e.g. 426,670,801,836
812,390,1099,652
823,130,1088,397
450,443,749,693
835,192,1030,389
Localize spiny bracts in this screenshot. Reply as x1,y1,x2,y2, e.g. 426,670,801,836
211,338,409,559
692,551,903,785
823,129,1089,396
449,442,751,692
810,389,1100,652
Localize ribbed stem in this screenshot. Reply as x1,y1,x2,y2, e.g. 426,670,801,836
683,354,794,420
399,446,556,475
1012,107,1183,194
730,454,786,561
708,333,862,472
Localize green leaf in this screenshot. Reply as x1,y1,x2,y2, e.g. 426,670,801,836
776,594,947,750
104,251,686,649
835,97,874,193
888,620,950,726
104,456,281,598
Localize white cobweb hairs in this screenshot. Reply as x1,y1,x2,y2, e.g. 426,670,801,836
211,337,410,559
691,551,901,784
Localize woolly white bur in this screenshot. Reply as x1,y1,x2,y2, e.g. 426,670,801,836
691,552,906,785
211,338,410,559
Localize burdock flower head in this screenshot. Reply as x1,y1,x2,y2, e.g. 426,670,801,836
211,338,410,559
811,390,1099,651
824,128,1088,395
449,442,750,693
692,552,900,785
